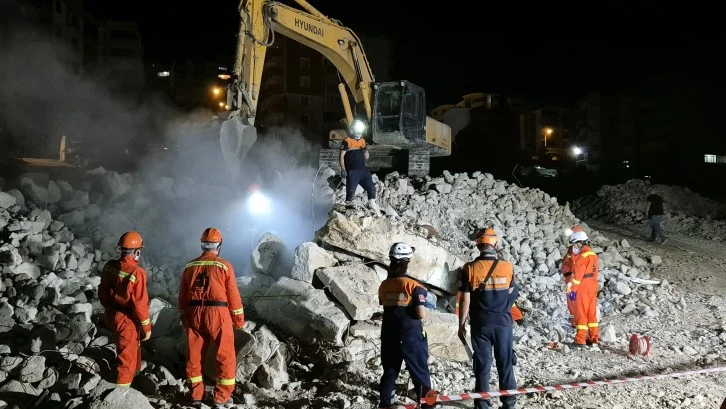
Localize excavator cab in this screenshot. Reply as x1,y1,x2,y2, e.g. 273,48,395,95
372,80,426,144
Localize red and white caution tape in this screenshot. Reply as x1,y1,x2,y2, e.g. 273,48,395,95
384,366,726,409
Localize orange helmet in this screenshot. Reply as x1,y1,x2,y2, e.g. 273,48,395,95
118,231,143,249
475,228,498,247
201,227,223,243
572,225,583,233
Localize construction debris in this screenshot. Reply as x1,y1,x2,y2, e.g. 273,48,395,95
1,169,726,409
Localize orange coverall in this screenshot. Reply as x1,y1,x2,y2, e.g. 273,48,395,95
570,246,599,345
98,254,152,386
560,246,576,324
178,252,245,404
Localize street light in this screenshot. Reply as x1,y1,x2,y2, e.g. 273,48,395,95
544,128,553,147
212,87,221,96
572,146,583,156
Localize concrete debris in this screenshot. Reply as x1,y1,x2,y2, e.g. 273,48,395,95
573,179,726,241
2,168,726,409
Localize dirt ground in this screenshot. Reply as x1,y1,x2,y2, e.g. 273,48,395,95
425,221,726,409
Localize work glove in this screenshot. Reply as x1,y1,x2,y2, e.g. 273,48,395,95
341,169,347,178
141,331,152,342
568,292,576,302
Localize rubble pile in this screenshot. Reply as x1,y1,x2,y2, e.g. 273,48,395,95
0,168,702,408
572,179,726,241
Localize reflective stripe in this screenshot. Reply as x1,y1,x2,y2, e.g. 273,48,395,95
217,378,235,386
581,251,596,258
576,325,588,330
231,308,244,315
140,318,151,326
572,279,581,285
116,383,131,387
185,260,228,271
188,376,203,383
104,267,137,283
588,322,599,328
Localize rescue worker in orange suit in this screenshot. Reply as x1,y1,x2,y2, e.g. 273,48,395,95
378,243,435,409
566,230,600,348
98,231,152,387
178,228,245,407
458,228,518,409
560,226,583,327
339,117,380,214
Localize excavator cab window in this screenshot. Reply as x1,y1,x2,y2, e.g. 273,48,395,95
372,81,426,141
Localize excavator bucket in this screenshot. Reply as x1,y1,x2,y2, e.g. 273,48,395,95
219,112,257,179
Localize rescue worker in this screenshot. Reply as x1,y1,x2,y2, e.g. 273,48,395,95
378,242,435,409
98,231,152,387
458,228,518,409
179,228,245,407
566,230,600,348
339,117,380,214
560,226,583,327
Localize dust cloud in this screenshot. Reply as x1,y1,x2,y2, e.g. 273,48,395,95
0,10,333,274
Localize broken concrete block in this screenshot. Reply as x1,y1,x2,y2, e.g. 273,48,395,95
318,213,464,292
422,311,469,362
256,277,349,345
290,242,337,282
315,263,381,321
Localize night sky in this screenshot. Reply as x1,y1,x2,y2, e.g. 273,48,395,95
85,1,723,106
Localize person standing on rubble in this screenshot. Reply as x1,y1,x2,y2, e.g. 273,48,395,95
378,242,435,409
98,231,152,387
560,225,583,327
339,117,380,214
178,228,245,408
566,229,600,348
646,189,668,244
458,228,518,409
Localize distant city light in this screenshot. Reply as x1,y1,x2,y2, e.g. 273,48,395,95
544,128,553,135
212,87,221,95
218,102,224,107
157,71,170,77
218,74,231,80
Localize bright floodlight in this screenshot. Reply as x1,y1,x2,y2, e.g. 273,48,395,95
247,191,271,216
352,119,366,135
572,146,583,155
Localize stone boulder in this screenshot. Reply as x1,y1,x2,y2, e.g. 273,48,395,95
315,263,381,321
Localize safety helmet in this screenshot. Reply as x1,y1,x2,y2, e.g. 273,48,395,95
564,225,583,236
569,230,589,243
201,227,223,243
389,242,415,261
118,231,143,249
475,228,498,247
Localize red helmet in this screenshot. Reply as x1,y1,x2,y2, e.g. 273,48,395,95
475,228,498,247
118,231,143,249
201,227,223,243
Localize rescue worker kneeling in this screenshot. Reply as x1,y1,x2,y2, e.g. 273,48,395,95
458,228,518,409
179,228,245,407
378,243,436,409
98,231,152,387
567,230,600,348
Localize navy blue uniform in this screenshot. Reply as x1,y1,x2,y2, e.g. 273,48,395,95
460,254,519,409
341,137,376,201
378,276,432,408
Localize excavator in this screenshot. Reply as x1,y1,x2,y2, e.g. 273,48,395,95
217,0,452,178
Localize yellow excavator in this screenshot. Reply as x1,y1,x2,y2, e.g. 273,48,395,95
218,0,451,177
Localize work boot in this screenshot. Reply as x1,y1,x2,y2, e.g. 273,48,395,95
569,342,587,349
368,199,381,216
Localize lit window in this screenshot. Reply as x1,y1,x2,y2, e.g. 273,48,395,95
157,71,170,77
705,154,726,164
300,75,310,88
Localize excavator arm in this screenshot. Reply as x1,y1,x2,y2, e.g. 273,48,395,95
230,0,374,126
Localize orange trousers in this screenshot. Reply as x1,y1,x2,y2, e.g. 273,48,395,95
573,287,599,345
106,310,141,386
185,307,236,403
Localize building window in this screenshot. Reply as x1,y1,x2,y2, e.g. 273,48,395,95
301,114,310,125
300,57,310,70
300,75,310,88
300,95,309,106
704,154,726,164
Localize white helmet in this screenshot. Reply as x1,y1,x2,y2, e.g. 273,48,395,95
569,231,589,243
389,242,415,261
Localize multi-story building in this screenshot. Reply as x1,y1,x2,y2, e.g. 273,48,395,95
519,106,575,163
96,21,144,96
